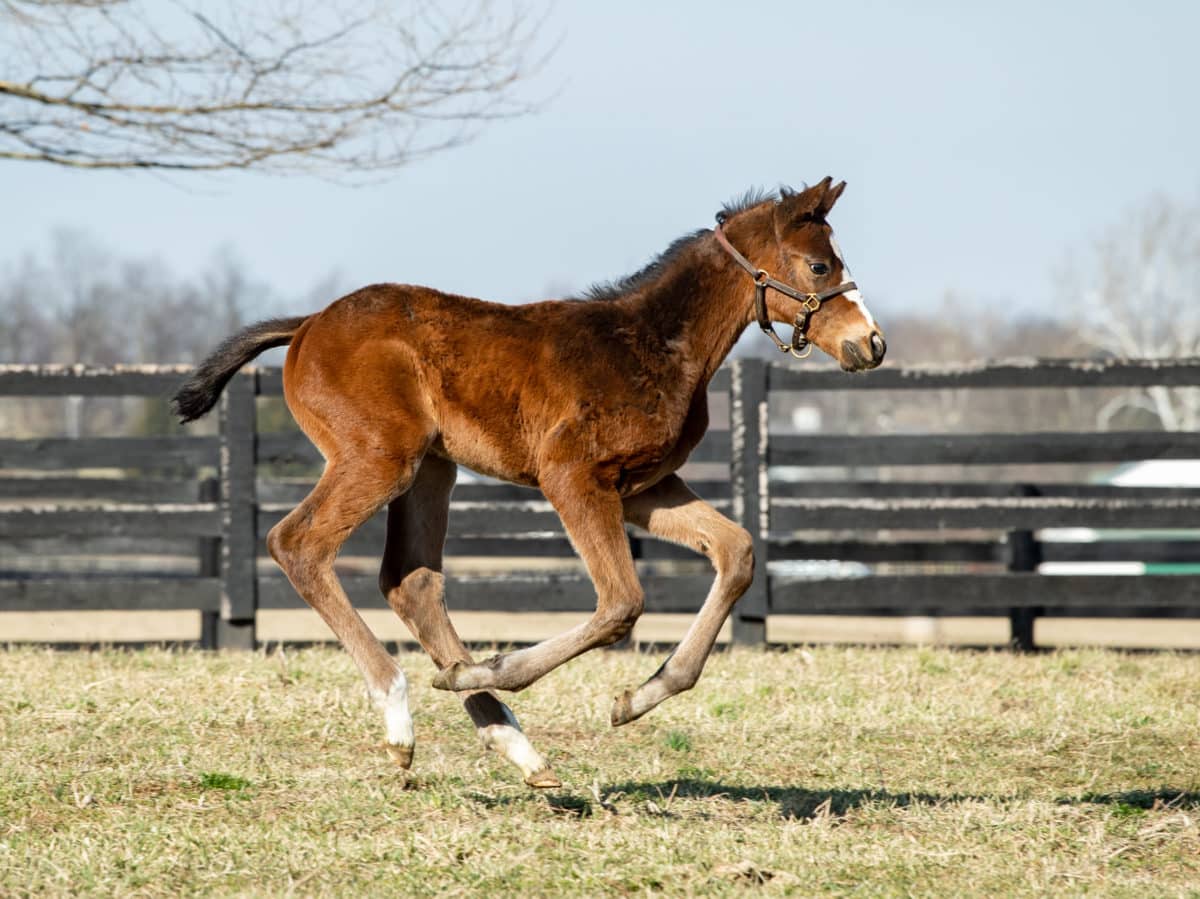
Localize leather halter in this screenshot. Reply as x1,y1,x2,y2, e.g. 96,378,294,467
713,221,858,359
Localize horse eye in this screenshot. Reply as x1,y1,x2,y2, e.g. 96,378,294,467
809,263,829,276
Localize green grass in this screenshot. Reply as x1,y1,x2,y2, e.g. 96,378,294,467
1,645,1198,896
663,730,693,753
198,772,252,793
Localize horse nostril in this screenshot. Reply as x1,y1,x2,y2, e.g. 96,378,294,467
870,332,887,361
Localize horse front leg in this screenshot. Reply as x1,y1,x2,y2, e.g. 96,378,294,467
610,474,754,726
431,466,644,693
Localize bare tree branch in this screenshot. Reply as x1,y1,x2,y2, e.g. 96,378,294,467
1065,195,1200,430
0,0,549,177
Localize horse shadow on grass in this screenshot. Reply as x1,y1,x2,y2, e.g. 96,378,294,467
473,779,1200,820
602,780,976,819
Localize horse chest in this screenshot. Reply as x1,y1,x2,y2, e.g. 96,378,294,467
609,390,709,494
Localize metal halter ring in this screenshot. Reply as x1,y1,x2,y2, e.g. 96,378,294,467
789,342,814,360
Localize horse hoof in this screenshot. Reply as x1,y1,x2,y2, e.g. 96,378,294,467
385,743,414,769
525,767,562,789
610,690,636,727
431,662,468,691
433,660,506,692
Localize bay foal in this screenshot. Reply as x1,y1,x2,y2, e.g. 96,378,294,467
174,178,885,786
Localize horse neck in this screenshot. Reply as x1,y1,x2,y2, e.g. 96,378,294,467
623,213,776,385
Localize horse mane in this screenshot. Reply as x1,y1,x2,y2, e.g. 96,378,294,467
580,229,709,301
580,185,802,302
715,186,780,224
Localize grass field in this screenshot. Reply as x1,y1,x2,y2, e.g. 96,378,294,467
2,645,1198,896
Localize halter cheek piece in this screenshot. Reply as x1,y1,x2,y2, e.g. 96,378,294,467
713,220,858,359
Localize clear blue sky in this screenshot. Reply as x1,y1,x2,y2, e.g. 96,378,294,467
3,1,1198,323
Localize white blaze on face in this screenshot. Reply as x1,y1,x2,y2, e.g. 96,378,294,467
829,233,877,330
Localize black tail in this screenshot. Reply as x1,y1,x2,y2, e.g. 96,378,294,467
172,316,308,423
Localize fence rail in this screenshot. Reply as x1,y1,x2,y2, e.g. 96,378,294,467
2,358,1200,650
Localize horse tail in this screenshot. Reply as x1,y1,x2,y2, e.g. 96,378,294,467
172,316,308,423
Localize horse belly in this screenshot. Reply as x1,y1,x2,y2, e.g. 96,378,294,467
434,414,539,486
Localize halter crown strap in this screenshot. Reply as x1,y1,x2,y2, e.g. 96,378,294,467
713,222,857,358
712,225,759,279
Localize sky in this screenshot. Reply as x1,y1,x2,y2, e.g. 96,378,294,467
2,0,1199,327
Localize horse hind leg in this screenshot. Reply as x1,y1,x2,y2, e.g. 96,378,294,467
379,455,559,788
611,474,755,725
267,455,421,768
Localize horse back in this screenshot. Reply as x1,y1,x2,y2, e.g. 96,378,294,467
283,283,710,489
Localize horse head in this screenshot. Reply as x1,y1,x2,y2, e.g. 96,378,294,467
719,177,885,371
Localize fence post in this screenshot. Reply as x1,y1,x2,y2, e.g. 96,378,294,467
216,370,258,649
1007,484,1043,651
197,476,220,649
730,358,769,646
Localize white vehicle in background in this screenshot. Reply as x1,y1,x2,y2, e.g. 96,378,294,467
1039,460,1200,576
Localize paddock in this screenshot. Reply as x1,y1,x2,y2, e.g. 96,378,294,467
3,645,1198,895
4,358,1200,894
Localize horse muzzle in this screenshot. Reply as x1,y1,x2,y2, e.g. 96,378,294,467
841,332,887,371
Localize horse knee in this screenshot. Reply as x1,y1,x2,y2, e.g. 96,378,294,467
377,563,404,601
721,528,755,594
598,588,644,644
268,520,327,586
380,566,444,621
267,521,298,573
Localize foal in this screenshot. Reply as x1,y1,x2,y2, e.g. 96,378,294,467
174,177,885,786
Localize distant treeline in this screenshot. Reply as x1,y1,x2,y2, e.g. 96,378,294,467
0,230,338,438
2,196,1198,441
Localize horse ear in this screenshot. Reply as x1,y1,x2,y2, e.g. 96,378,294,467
778,176,834,224
810,176,834,209
816,180,846,217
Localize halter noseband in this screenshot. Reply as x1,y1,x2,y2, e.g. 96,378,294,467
713,220,858,359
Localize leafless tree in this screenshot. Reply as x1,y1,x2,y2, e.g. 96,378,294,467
0,228,333,434
0,0,547,176
1066,195,1200,431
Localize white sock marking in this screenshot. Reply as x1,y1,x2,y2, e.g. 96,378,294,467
480,706,549,777
373,672,414,748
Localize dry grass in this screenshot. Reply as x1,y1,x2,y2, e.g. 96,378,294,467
2,645,1198,896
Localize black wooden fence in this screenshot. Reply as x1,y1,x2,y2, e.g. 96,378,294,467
2,358,1199,649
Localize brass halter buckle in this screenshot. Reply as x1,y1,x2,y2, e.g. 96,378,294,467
788,295,822,359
